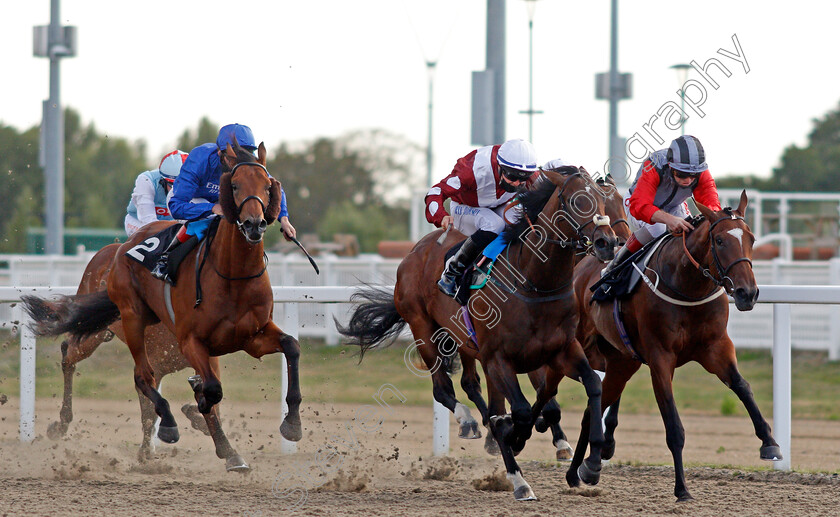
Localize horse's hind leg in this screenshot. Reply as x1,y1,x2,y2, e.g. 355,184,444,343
457,353,485,439
697,336,781,461
123,315,179,444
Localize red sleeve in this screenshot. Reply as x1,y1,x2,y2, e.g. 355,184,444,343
692,169,721,211
424,151,477,227
628,161,662,224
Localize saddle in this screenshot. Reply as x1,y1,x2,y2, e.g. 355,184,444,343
590,233,671,303
126,219,219,285
444,241,496,306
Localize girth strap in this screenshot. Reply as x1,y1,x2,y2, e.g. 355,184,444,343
612,299,646,364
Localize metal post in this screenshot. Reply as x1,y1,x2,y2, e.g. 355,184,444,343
426,61,436,188
518,1,542,142
432,400,450,456
19,312,36,443
608,0,619,162
487,0,506,144
45,0,65,255
670,64,691,135
772,304,791,471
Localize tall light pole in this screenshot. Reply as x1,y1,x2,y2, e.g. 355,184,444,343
670,63,691,135
34,0,76,255
426,61,437,188
519,0,542,142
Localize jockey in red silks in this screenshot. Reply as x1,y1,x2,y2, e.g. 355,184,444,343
124,150,188,237
425,139,539,298
602,134,721,276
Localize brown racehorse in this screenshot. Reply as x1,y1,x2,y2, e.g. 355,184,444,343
571,191,781,501
340,167,617,500
417,172,631,462
22,142,303,468
47,242,249,468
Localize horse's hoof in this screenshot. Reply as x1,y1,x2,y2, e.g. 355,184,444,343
484,433,501,456
578,459,601,486
225,454,251,472
458,420,481,439
181,404,211,436
566,467,581,488
513,485,538,501
555,439,573,462
47,421,68,440
157,425,180,444
279,419,302,442
760,444,783,461
602,439,616,461
676,492,694,502
137,445,153,462
534,416,549,434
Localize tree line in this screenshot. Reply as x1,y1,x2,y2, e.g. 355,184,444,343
0,111,423,253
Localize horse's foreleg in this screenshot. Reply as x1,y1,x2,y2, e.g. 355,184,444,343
528,368,572,461
483,357,537,501
180,336,223,415
198,357,249,472
698,337,781,461
136,373,160,461
246,322,302,442
649,354,692,502
602,396,621,460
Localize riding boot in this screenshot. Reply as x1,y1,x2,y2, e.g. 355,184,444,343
601,234,642,278
438,235,486,298
150,235,182,282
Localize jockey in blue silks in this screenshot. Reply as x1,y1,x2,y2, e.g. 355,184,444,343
150,123,297,283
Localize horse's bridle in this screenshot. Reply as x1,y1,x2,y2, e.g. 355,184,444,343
681,209,753,292
229,162,271,235
542,172,611,251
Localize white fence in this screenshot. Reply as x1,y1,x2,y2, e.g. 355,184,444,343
3,253,840,358
3,284,840,471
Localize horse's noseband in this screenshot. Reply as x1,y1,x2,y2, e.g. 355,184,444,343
229,162,271,235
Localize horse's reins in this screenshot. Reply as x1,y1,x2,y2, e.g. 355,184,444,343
678,209,753,292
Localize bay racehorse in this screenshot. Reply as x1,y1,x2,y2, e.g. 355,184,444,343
571,191,781,501
46,242,248,467
22,142,303,470
339,167,617,500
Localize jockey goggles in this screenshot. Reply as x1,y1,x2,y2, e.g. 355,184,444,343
500,164,532,182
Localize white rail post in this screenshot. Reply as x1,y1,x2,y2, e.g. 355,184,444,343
772,303,791,471
281,302,299,454
829,259,840,361
432,400,449,456
19,311,36,443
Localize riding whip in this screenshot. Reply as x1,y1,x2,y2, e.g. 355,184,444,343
288,235,320,274
436,224,453,245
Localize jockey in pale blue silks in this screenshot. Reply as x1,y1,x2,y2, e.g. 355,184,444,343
124,150,188,236
150,123,297,283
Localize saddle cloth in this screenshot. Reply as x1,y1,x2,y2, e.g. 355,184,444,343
590,235,669,303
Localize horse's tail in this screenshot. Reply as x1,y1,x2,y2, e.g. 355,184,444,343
335,285,407,360
21,291,120,344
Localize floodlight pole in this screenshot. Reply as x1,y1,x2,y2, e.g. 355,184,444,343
426,61,437,188
519,0,542,142
670,63,691,135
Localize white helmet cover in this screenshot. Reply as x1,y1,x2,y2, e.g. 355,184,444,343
497,139,538,173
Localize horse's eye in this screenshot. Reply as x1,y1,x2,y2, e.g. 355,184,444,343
231,184,238,192
715,237,724,246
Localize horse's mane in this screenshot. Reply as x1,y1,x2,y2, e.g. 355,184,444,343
502,175,558,243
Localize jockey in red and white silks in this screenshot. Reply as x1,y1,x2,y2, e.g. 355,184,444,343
425,139,539,298
124,150,188,236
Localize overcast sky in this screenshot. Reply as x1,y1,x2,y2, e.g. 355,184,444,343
4,1,838,189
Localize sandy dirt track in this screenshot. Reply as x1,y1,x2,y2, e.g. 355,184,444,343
1,397,838,516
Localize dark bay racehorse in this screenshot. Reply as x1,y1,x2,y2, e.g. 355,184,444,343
571,191,781,501
22,143,303,470
340,167,617,500
46,243,244,466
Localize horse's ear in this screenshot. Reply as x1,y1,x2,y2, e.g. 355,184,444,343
540,166,579,185
224,143,236,160
736,189,749,216
695,200,716,222
257,142,267,165
218,172,238,223
265,177,282,224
